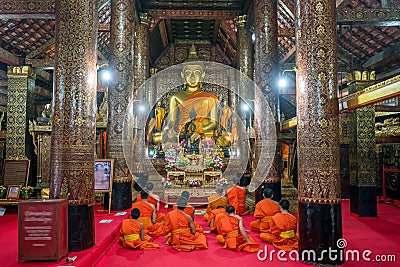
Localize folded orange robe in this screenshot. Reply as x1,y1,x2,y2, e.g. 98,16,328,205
164,209,208,252
131,200,164,236
173,204,203,233
118,219,159,250
250,199,281,232
226,186,246,215
260,213,298,251
206,207,226,232
215,214,260,253
204,196,227,221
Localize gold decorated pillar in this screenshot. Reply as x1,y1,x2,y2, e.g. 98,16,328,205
235,15,253,111
132,12,151,185
6,66,35,161
50,0,98,251
134,12,150,94
107,0,136,210
348,72,377,217
253,0,281,201
296,0,343,264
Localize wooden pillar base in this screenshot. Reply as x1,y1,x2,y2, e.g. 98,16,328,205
111,182,132,211
298,202,344,265
68,205,95,252
350,186,377,217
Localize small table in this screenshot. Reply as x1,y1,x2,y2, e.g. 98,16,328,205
0,199,22,205
203,170,222,183
164,188,215,208
167,171,186,181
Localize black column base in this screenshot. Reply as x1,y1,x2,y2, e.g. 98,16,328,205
132,174,148,192
112,181,132,210
255,181,281,203
350,185,377,217
68,205,95,252
299,202,344,265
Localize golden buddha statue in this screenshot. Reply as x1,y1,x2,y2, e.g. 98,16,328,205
155,100,166,131
169,45,218,135
151,45,218,146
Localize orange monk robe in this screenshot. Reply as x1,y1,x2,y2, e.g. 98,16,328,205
118,219,159,250
131,201,164,236
204,196,227,221
215,214,260,253
206,207,226,232
164,209,208,252
173,204,203,233
250,199,281,232
260,213,298,251
177,90,218,134
148,194,166,223
226,186,246,215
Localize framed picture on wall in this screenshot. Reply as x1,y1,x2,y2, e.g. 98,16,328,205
7,185,21,199
94,159,113,192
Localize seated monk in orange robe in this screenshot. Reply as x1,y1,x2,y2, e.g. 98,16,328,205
144,182,165,223
204,185,228,221
119,208,159,250
164,197,208,252
204,206,226,233
226,183,247,215
215,206,259,253
250,188,280,233
131,190,164,236
260,199,298,251
173,191,203,233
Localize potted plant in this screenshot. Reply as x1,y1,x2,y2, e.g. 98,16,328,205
0,185,6,199
21,186,34,199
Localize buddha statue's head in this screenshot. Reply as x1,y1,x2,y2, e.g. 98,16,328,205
181,44,205,90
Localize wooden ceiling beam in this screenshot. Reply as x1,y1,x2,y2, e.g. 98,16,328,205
0,47,22,66
363,42,400,69
147,9,239,20
212,20,221,45
337,8,400,26
0,0,55,19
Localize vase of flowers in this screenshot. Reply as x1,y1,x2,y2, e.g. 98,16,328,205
0,185,6,199
21,186,33,199
217,177,228,187
207,155,224,171
161,178,173,188
188,178,202,188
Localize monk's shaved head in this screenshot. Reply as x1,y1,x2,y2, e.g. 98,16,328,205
145,182,154,191
131,208,140,219
177,197,188,210
226,205,235,214
279,199,290,211
263,188,274,199
181,191,190,200
141,189,149,199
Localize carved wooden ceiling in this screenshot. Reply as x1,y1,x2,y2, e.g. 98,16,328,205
0,0,399,77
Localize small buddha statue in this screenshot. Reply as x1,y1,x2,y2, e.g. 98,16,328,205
97,90,108,123
37,103,52,125
154,100,166,131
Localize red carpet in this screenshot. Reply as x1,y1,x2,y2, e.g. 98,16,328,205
0,204,129,267
95,200,400,267
1,201,399,266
